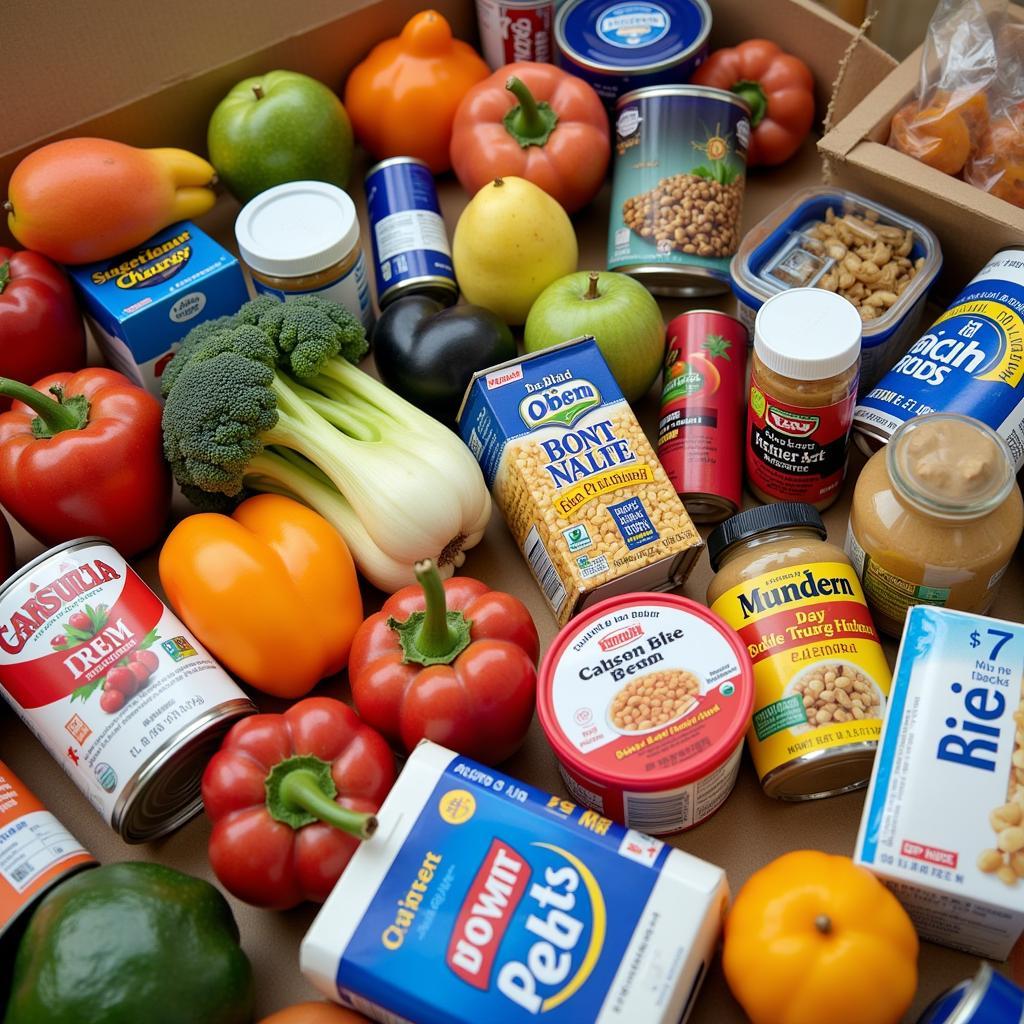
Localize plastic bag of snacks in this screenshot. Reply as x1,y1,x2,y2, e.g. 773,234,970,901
888,0,1024,209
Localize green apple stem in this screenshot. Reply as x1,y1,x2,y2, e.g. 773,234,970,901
584,272,601,300
252,84,265,100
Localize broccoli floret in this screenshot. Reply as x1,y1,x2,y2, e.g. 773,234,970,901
162,317,279,397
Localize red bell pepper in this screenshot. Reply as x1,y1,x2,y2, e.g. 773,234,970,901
349,560,539,765
0,368,170,556
0,248,86,410
0,513,13,582
201,698,396,909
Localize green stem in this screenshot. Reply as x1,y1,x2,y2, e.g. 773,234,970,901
0,261,10,294
415,559,457,657
731,80,767,127
503,76,559,148
265,755,377,838
0,378,89,437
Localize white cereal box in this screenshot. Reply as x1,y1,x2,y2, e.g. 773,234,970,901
855,606,1024,960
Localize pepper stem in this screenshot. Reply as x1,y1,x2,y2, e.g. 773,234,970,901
388,559,473,667
584,272,601,300
0,262,9,294
814,914,832,935
731,80,768,128
503,77,559,148
265,755,377,838
0,378,90,438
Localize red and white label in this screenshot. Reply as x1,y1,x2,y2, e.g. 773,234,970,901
901,840,959,869
476,0,553,68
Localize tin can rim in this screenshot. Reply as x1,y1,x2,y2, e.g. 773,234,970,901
536,592,755,792
555,0,712,76
364,155,431,180
615,82,751,115
378,275,459,309
0,536,110,605
666,309,748,331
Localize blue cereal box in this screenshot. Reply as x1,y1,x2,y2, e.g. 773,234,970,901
67,221,249,398
456,337,702,624
302,741,728,1024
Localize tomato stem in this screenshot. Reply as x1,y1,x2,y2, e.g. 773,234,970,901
266,755,377,838
504,76,559,149
0,377,90,438
731,80,767,128
389,559,472,666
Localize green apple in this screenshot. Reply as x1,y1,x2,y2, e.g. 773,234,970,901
524,271,665,401
208,70,354,203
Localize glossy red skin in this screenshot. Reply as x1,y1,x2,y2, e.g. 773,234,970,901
0,368,171,555
348,577,539,765
0,514,14,583
201,698,396,909
0,248,86,410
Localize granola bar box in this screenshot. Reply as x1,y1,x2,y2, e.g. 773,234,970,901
457,337,702,624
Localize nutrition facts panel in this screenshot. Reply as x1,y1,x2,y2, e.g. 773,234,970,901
0,810,87,893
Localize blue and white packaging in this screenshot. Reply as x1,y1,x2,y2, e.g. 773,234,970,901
67,221,248,398
302,741,727,1024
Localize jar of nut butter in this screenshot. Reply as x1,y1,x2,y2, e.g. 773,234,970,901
847,412,1024,637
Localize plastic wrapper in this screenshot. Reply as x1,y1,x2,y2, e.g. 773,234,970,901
888,0,1024,208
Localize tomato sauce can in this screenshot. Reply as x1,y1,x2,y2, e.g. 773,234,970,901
658,310,748,523
475,0,554,67
537,593,753,834
0,539,255,843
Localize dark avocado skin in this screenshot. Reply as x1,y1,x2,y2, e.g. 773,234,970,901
372,295,516,424
4,862,254,1024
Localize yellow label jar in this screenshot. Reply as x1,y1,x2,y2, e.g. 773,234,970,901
846,412,1024,637
234,180,373,328
706,502,892,800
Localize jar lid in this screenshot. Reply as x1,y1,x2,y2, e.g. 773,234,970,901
754,288,862,381
887,412,1017,520
234,181,360,279
707,502,826,571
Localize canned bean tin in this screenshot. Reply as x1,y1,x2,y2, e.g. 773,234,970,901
658,310,748,522
609,85,750,296
855,247,1024,467
365,157,457,310
475,0,554,67
537,592,753,835
917,964,1024,1024
554,0,711,105
0,539,255,843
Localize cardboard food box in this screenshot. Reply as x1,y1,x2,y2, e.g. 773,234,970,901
819,6,1024,299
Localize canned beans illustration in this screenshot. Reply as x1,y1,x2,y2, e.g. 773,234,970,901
0,539,255,842
609,669,700,731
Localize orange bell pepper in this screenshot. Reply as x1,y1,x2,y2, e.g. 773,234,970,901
450,61,610,213
343,10,489,173
158,494,362,698
722,851,918,1024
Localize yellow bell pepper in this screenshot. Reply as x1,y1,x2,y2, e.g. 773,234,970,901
723,850,918,1024
158,494,362,698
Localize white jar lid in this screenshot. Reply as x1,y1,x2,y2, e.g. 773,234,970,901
234,181,360,279
754,288,862,381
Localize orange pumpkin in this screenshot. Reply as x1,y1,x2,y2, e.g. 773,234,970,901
722,851,918,1024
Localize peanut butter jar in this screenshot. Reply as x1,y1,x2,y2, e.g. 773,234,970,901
846,412,1024,637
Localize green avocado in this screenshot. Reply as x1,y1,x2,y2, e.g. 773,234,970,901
3,862,254,1024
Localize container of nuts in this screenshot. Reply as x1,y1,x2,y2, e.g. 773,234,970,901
536,592,754,835
608,84,750,297
730,186,941,391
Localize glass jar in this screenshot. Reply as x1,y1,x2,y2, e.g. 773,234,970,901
846,412,1024,637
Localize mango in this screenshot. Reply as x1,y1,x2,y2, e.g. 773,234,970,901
5,138,217,264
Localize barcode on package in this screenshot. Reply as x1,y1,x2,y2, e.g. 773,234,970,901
624,789,692,834
524,526,567,615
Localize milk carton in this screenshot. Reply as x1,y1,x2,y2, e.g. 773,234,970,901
855,606,1024,959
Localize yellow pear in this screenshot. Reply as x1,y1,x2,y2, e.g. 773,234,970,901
452,177,578,325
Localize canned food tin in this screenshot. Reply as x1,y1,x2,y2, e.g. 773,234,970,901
365,157,458,310
476,0,554,67
0,539,255,843
609,85,750,296
0,760,94,949
854,247,1024,465
918,964,1024,1023
554,0,711,105
658,310,747,522
537,592,753,834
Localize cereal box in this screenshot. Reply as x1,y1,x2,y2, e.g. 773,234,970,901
457,337,702,624
855,606,1024,960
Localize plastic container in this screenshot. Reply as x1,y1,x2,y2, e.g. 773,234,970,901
730,186,941,391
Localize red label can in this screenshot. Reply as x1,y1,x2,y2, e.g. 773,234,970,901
475,0,554,68
657,310,748,523
0,538,255,843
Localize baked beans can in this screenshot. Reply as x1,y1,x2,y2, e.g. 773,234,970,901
917,963,1024,1023
0,539,255,843
536,592,754,835
476,0,554,67
658,310,747,523
854,247,1024,467
0,760,95,949
365,157,457,311
609,85,750,297
554,0,711,106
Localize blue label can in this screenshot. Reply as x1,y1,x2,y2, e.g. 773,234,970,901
854,247,1024,469
365,157,458,310
918,963,1024,1023
554,0,711,105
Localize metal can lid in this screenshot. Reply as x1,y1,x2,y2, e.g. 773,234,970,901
707,503,826,572
235,181,360,279
754,288,862,381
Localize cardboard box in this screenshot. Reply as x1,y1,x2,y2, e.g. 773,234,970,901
819,7,1024,299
